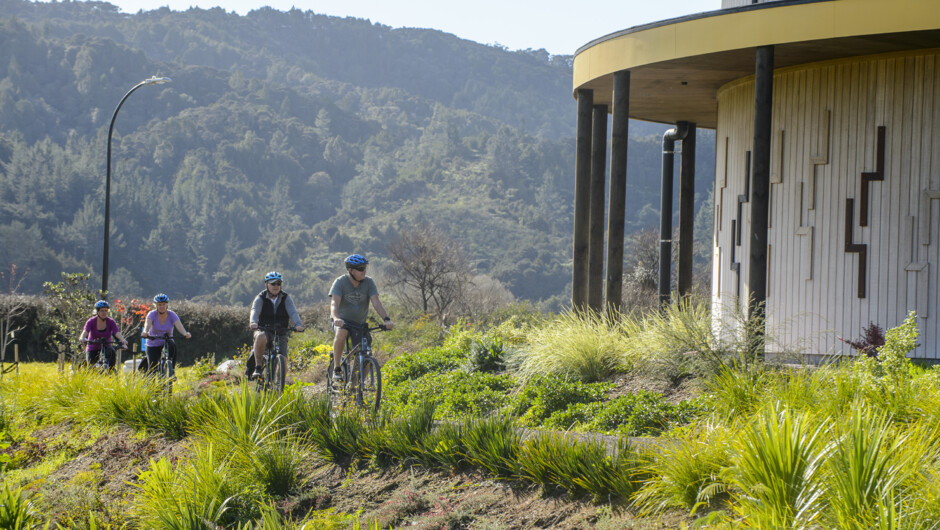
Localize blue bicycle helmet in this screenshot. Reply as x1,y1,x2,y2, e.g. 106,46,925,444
94,300,110,309
153,293,169,303
344,254,369,267
264,271,283,283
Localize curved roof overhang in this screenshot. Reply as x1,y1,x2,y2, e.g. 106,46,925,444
573,0,940,129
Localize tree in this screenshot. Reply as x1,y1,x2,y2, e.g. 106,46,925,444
0,264,28,363
387,225,472,320
42,272,97,355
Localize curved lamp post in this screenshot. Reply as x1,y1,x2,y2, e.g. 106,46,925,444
101,76,171,298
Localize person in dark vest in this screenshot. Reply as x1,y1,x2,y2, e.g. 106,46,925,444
247,271,304,379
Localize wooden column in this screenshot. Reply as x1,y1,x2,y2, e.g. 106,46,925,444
606,70,630,313
748,45,774,336
588,105,608,312
572,88,594,310
678,124,697,298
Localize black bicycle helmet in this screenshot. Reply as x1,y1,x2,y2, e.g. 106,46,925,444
344,254,369,267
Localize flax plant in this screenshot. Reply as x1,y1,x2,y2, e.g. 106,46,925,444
364,400,436,467
518,432,644,503
189,382,291,453
0,482,43,529
824,407,915,529
727,404,829,528
460,414,520,479
416,421,467,471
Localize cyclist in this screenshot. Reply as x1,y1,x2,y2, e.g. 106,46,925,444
248,271,304,380
329,254,394,385
141,293,191,371
78,300,129,369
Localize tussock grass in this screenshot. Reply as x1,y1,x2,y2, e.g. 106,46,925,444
512,309,626,383
131,444,247,529
633,420,733,515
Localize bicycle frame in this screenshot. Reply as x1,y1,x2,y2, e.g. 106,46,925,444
152,333,176,393
256,325,289,393
83,338,123,373
330,322,385,412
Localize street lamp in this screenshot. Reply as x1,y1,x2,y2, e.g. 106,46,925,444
101,76,171,298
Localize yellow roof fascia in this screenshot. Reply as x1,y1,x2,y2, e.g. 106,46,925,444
574,0,940,93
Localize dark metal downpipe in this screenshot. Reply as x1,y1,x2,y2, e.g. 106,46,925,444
659,122,691,307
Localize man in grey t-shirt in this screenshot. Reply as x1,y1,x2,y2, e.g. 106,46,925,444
329,254,394,384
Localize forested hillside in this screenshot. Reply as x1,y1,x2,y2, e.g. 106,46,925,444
0,0,714,307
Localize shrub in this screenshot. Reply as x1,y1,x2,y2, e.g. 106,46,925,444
382,345,466,386
544,391,704,436
384,371,515,420
464,337,507,374
508,374,610,427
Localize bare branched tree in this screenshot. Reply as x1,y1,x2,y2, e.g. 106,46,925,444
387,224,473,320
0,264,29,363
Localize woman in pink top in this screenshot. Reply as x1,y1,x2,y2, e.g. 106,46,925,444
141,293,191,371
79,300,129,370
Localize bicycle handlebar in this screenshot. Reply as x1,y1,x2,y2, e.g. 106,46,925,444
342,321,389,333
82,338,127,349
255,325,293,334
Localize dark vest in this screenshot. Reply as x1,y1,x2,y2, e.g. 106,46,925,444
257,291,290,328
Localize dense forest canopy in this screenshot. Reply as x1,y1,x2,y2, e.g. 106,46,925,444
0,0,714,308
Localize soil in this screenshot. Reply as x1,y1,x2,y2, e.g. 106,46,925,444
18,372,700,528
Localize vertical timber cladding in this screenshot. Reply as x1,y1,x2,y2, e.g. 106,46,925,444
714,50,940,358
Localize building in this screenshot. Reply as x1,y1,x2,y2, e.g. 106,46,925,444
572,0,940,358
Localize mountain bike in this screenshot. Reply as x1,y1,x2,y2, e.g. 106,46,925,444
145,332,178,394
255,325,289,394
328,321,387,413
81,338,125,373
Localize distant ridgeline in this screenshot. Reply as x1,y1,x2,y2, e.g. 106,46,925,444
0,0,713,307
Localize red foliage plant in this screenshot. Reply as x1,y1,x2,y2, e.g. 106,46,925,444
839,322,886,359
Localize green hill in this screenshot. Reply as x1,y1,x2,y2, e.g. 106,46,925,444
0,0,713,307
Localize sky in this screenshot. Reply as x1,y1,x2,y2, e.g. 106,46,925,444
98,0,720,56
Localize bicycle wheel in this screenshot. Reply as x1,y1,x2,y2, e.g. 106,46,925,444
163,359,174,394
272,354,286,393
356,356,382,413
326,358,349,409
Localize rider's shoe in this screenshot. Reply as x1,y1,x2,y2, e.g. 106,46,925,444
251,369,263,380
331,369,344,388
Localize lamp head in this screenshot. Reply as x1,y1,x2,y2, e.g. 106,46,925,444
144,76,172,85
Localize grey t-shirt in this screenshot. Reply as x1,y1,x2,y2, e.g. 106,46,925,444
329,275,378,323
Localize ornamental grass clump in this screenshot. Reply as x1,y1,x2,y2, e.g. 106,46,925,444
727,404,828,528
824,407,914,529
0,482,43,529
363,399,436,467
461,414,520,479
633,420,733,515
131,444,255,529
512,309,626,382
517,432,645,503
